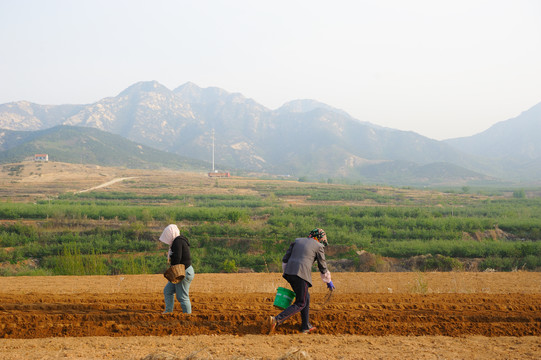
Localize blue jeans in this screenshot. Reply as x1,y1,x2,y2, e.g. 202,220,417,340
163,265,194,313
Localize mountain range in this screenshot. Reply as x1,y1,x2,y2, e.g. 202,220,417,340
1,80,540,186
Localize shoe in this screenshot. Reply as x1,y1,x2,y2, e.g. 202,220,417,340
302,325,316,334
268,316,277,334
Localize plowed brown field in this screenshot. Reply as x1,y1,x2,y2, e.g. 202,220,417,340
1,272,540,359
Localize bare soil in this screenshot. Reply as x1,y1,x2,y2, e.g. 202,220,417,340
1,272,540,359
0,161,479,205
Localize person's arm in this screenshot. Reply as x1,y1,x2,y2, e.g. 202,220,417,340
316,246,333,285
315,246,328,273
169,237,183,265
281,242,295,272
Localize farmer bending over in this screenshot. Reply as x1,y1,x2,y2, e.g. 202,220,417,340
268,228,335,334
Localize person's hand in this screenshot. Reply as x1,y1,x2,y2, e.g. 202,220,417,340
327,281,335,291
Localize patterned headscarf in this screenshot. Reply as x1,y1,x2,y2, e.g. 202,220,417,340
308,228,328,246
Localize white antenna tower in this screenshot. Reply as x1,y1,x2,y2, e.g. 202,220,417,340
211,128,215,172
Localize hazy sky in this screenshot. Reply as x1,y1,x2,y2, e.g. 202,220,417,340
1,0,540,140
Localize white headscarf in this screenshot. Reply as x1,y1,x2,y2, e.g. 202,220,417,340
159,224,180,259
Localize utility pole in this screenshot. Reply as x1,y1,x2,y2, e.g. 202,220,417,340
211,128,215,172
207,128,230,178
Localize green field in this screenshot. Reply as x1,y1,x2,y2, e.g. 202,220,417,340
1,170,540,276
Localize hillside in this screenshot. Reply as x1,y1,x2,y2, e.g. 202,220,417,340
444,102,541,180
445,102,541,160
356,161,493,186
0,125,210,171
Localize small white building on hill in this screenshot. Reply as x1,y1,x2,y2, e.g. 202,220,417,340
34,154,49,162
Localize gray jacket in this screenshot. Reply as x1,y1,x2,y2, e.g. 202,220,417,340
282,237,328,287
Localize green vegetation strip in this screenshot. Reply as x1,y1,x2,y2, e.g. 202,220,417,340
1,189,540,276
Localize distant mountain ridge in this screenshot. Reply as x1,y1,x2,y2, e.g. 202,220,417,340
445,102,541,160
0,80,540,185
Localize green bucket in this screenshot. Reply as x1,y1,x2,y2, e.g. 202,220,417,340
273,287,295,309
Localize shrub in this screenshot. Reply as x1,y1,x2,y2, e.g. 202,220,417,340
420,254,463,271
221,259,238,273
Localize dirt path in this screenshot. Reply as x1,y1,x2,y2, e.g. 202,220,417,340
2,334,540,360
76,177,137,193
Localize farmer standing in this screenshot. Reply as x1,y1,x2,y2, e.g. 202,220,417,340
269,228,335,334
159,224,195,314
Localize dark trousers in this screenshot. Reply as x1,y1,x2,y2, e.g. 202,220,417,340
275,274,311,331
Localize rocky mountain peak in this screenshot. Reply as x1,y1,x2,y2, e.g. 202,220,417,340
118,80,171,97
175,82,230,105
173,82,202,100
277,99,351,118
